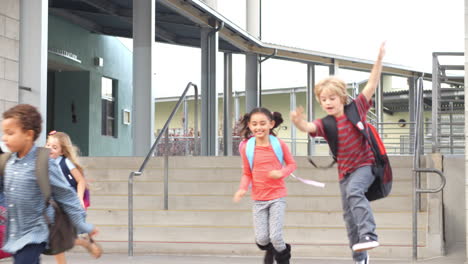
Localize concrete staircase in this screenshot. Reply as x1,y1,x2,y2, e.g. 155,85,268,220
79,156,443,259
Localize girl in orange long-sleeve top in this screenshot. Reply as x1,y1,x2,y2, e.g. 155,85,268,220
233,107,296,264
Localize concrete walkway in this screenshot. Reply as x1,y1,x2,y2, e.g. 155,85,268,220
2,252,457,264
0,246,464,264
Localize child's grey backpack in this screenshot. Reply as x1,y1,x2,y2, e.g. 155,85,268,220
0,147,77,255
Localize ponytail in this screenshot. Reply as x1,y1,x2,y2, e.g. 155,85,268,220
239,113,252,140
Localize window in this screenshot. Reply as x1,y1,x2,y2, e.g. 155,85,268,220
101,77,117,137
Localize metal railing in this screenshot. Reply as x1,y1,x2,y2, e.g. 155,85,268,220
412,77,446,260
128,82,198,256
154,115,463,156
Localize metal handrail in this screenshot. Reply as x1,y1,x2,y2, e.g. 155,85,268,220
412,77,446,260
128,82,198,256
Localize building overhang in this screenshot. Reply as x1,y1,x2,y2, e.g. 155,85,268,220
49,0,431,79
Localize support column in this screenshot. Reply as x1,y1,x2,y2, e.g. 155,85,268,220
183,98,188,134
464,1,468,261
183,97,189,154
432,53,440,153
19,0,48,145
307,64,316,156
408,76,416,154
375,77,384,134
234,92,240,123
329,59,339,76
200,25,219,156
245,54,259,111
223,53,233,156
234,91,240,150
245,0,260,112
132,0,155,156
289,88,297,155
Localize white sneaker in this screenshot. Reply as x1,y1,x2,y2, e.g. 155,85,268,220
352,237,379,252
355,255,369,264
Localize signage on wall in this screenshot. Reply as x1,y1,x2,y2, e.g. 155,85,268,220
48,47,82,63
123,109,131,125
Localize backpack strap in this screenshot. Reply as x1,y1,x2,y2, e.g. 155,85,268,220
344,102,369,138
245,135,284,170
311,116,338,169
245,137,256,170
0,153,12,192
35,147,51,202
0,153,12,178
58,157,77,190
269,135,283,165
322,115,338,160
344,102,380,159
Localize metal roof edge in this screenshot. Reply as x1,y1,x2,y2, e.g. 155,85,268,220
160,0,431,77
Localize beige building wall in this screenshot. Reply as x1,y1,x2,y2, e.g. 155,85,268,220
155,91,418,156
0,0,20,116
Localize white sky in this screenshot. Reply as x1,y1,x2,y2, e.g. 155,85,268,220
120,0,464,98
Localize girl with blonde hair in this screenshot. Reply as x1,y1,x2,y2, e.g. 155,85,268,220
46,131,101,263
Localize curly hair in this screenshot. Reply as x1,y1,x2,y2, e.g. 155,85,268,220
3,104,42,141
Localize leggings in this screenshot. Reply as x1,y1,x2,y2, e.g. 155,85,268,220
253,197,286,251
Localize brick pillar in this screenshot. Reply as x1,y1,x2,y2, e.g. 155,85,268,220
0,0,20,117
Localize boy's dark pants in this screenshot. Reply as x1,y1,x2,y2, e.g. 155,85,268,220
339,165,377,261
13,243,46,264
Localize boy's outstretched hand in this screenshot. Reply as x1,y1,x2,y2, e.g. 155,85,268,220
290,106,305,126
290,106,317,133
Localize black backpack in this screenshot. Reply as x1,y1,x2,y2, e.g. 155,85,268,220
0,148,77,255
321,101,393,201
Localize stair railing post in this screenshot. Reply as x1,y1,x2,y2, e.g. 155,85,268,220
164,128,169,210
412,77,447,261
128,82,198,256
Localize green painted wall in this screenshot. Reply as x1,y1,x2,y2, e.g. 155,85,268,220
54,71,90,155
48,15,133,156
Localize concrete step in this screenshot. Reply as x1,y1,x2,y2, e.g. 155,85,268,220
81,156,418,170
81,156,417,182
89,194,423,212
87,209,427,228
78,156,437,259
85,166,416,182
90,179,414,196
74,240,425,259
93,225,426,245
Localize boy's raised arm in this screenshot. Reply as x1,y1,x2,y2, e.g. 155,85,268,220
362,42,386,102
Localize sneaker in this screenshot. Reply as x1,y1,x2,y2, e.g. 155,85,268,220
352,236,379,252
355,255,369,264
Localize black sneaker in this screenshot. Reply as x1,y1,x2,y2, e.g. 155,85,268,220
352,236,379,252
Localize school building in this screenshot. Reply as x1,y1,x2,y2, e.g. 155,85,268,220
0,0,467,262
